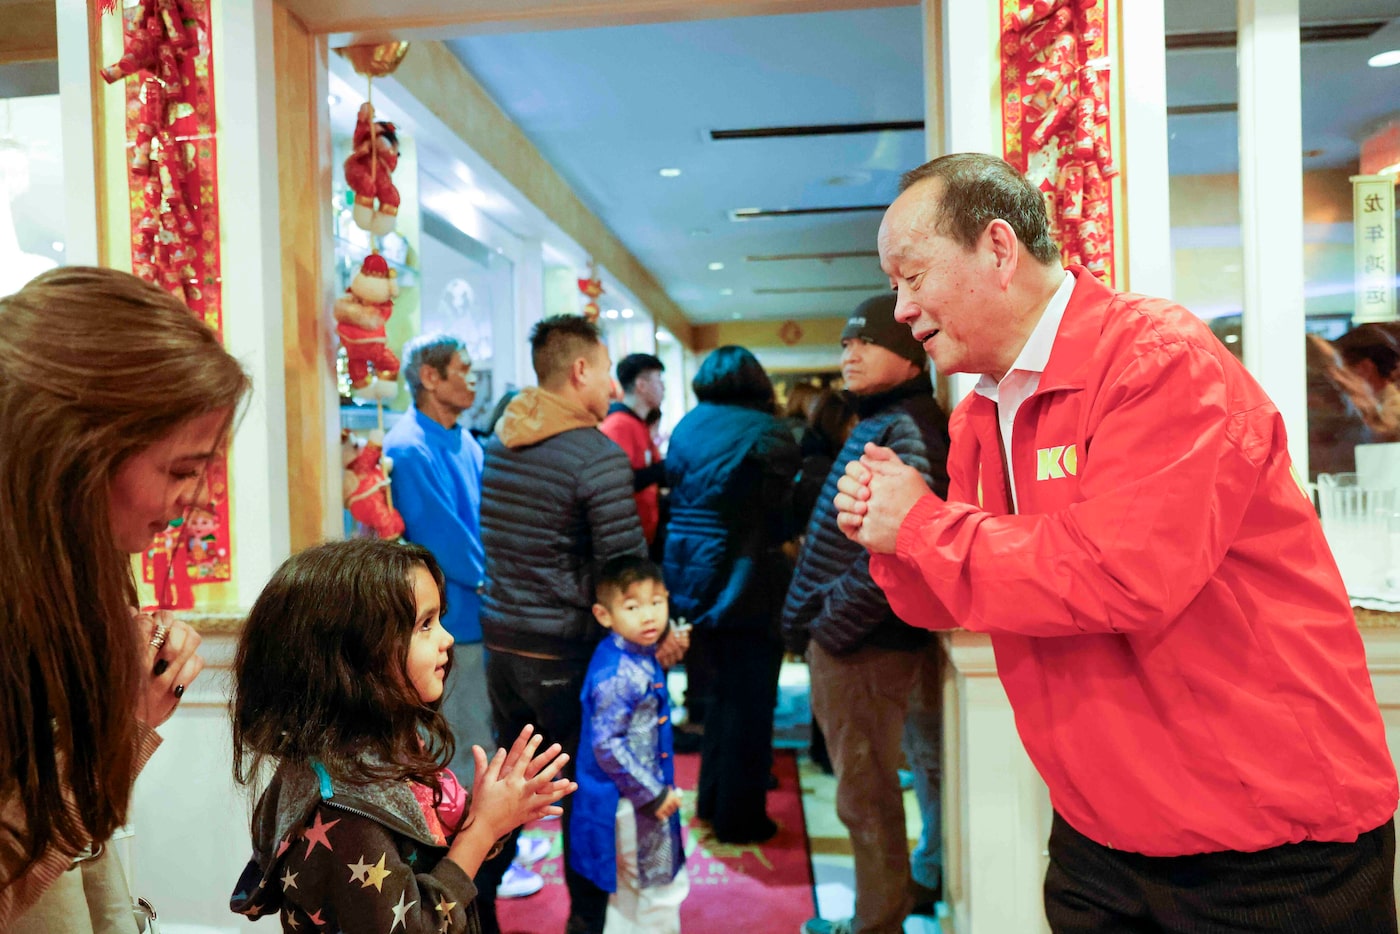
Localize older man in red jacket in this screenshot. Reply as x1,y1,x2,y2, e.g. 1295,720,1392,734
836,153,1399,932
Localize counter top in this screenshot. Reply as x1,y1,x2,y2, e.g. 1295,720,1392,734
1356,608,1400,629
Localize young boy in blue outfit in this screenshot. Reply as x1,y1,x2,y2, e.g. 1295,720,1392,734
570,556,690,934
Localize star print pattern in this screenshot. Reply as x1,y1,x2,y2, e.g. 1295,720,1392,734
363,853,392,892
347,855,372,884
230,801,479,933
302,812,340,859
390,890,418,931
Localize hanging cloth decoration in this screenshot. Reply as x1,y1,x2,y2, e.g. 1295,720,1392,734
578,260,604,324
99,0,230,605
1001,0,1119,282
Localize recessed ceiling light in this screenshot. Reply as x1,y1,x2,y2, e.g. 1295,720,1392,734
621,308,634,318
328,93,341,106
658,167,682,177
720,288,734,296
605,309,619,319
708,262,725,271
1368,49,1400,67
51,240,63,252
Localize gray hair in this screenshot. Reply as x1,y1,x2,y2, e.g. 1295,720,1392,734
899,153,1060,265
402,333,467,406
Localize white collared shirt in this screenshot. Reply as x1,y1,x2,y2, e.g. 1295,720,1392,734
972,271,1075,511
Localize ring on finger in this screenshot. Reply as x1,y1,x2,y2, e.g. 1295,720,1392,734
149,623,170,650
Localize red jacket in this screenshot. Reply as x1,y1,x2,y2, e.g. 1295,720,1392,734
601,404,662,545
872,267,1397,856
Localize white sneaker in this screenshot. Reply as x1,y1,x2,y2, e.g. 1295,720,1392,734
498,862,544,899
515,835,551,866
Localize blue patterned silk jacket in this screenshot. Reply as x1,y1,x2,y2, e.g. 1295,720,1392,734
569,631,685,892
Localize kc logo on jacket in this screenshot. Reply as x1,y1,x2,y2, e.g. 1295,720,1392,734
1037,444,1078,480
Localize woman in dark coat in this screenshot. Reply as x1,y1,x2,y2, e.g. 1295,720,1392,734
663,346,800,843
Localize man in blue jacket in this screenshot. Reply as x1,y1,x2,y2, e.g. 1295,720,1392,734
382,334,492,779
782,295,950,934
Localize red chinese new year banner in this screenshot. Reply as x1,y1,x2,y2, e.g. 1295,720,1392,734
1000,0,1118,284
105,0,231,605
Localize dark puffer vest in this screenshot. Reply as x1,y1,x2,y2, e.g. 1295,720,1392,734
780,373,950,655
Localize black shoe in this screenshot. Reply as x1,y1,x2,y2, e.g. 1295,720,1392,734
909,879,942,916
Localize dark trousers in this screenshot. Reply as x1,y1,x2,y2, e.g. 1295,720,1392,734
693,627,782,843
475,650,609,934
808,641,924,933
1044,811,1397,933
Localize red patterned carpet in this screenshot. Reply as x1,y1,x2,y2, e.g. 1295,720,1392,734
498,749,816,933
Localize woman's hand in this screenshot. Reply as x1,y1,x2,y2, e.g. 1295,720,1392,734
134,610,204,728
469,724,576,840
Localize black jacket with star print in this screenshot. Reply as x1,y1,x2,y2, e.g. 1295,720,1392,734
230,759,483,934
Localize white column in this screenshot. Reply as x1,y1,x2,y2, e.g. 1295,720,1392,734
213,0,292,604
56,0,99,266
1119,0,1173,299
923,0,1001,405
1357,627,1400,910
1238,0,1307,474
943,631,1052,934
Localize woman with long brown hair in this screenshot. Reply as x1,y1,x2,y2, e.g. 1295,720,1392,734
0,266,251,929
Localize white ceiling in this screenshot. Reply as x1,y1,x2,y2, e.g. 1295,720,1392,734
1165,0,1400,175
447,7,926,324
444,1,1400,325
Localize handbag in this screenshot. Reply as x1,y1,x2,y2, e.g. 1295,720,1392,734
9,841,149,934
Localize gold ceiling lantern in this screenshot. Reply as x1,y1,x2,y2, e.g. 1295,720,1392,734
341,42,411,78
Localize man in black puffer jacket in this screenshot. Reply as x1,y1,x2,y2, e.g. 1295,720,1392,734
783,294,950,934
474,315,655,934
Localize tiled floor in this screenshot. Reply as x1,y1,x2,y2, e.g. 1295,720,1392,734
671,660,948,934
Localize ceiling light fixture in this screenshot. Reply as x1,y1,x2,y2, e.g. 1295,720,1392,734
708,262,724,271
730,312,742,320
658,167,682,177
605,309,619,319
328,93,341,106
1368,49,1400,67
720,288,734,296
621,308,634,318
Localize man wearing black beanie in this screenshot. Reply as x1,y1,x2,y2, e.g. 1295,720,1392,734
781,293,951,934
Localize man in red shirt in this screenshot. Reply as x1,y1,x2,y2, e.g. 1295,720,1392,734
836,153,1398,931
601,353,666,546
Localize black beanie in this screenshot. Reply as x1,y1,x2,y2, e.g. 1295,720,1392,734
840,294,927,367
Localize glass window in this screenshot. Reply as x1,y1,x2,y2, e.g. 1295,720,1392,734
0,91,64,294
1300,3,1400,484
1164,5,1245,358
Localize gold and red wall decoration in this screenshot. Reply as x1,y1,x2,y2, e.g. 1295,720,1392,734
1001,0,1119,284
99,0,230,607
